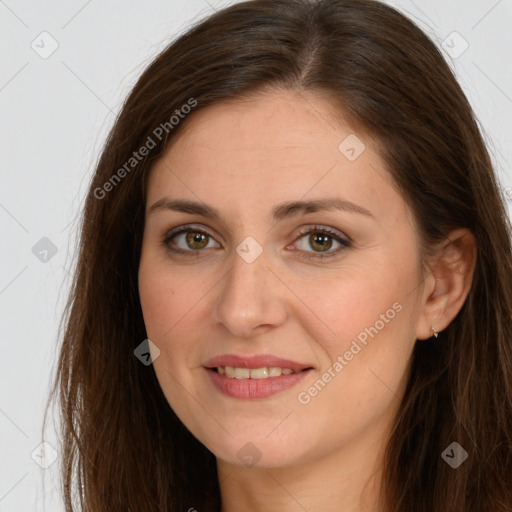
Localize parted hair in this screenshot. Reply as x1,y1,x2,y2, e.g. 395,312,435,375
44,0,512,510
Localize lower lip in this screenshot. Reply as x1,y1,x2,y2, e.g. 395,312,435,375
205,367,313,399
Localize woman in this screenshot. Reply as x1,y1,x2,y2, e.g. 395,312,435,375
44,0,512,510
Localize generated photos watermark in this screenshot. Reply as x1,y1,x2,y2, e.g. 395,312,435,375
94,97,198,200
297,301,403,404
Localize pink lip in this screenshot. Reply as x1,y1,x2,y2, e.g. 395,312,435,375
203,353,314,400
205,367,313,399
203,353,313,371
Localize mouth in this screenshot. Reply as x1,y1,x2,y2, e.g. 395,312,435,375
211,365,312,379
203,356,314,399
203,354,315,399
203,353,314,372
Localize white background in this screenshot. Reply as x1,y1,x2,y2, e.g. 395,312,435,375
0,0,511,510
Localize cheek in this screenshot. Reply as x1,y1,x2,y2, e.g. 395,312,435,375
138,257,213,380
294,254,419,406
294,260,412,355
138,262,202,413
292,299,414,456
138,275,173,339
138,254,191,342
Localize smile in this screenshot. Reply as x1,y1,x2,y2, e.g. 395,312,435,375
205,366,313,399
215,366,303,379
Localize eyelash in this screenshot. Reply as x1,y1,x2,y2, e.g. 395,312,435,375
162,224,352,261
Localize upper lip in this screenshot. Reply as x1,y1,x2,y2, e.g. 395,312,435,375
203,354,314,371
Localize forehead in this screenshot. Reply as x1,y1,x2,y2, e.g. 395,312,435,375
146,89,405,225
167,88,358,157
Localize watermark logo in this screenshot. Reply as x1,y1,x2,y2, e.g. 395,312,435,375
236,442,262,467
236,236,263,264
502,186,512,202
32,237,58,263
442,31,469,59
338,134,366,162
31,31,59,59
134,338,161,366
31,441,58,469
441,442,468,469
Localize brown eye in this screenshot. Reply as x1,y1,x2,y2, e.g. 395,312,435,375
294,226,351,260
308,232,334,252
163,226,220,253
184,231,209,250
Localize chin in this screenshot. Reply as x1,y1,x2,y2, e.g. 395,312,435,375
202,431,311,469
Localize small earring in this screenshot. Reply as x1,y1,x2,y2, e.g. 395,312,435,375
431,326,439,338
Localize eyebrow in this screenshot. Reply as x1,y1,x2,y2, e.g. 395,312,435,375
147,197,374,221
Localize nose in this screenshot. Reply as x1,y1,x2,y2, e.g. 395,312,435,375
212,245,288,338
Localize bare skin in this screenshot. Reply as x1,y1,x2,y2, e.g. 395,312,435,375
138,88,476,512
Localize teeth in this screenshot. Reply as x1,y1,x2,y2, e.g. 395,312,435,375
268,366,282,377
235,368,250,379
216,366,303,379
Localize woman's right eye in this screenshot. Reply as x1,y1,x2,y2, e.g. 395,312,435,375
163,226,221,254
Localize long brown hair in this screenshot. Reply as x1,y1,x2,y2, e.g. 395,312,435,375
43,0,512,510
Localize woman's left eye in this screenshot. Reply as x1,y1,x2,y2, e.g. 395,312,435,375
293,225,352,260
162,224,351,260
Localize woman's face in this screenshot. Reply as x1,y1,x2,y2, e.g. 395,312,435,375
138,88,428,469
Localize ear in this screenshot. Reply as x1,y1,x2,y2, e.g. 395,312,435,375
415,228,477,340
